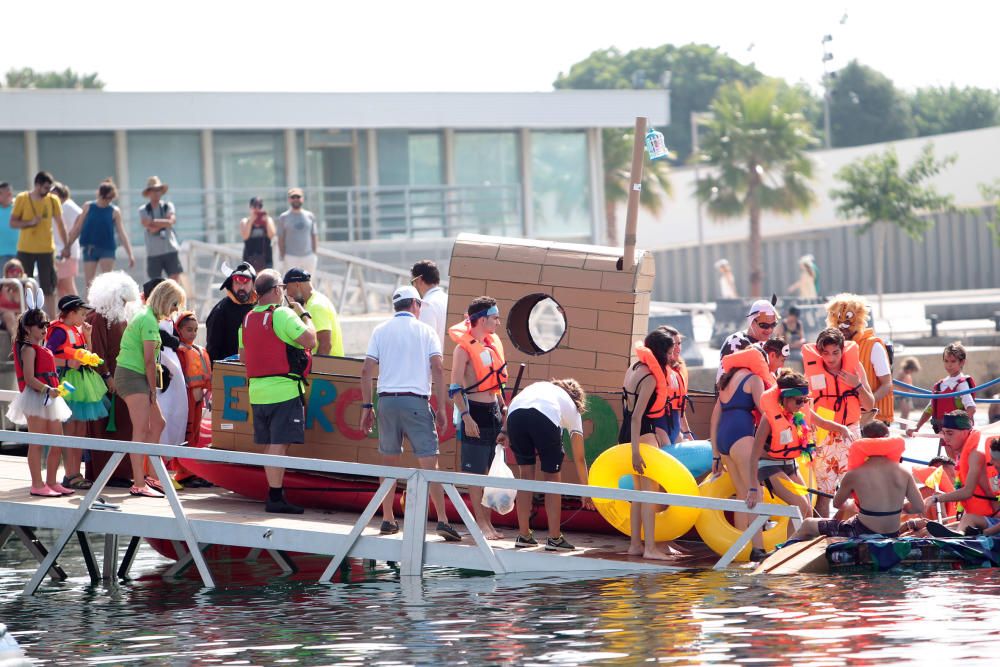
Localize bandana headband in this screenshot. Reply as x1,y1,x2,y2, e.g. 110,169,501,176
470,305,500,322
780,387,809,399
941,413,973,430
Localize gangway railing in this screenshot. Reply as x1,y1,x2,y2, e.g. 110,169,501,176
0,428,800,595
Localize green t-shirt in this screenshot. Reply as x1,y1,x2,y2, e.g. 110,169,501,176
116,306,161,375
239,304,309,404
305,290,343,356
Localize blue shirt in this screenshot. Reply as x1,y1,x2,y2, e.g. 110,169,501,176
0,204,16,255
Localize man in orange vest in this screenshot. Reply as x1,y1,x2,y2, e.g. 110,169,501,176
449,296,508,540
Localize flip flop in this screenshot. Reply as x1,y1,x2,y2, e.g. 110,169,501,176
130,485,164,498
144,476,165,494
30,486,62,498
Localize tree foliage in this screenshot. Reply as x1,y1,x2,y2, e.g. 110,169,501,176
829,60,915,147
694,81,818,296
602,127,673,244
912,86,1000,137
4,67,104,89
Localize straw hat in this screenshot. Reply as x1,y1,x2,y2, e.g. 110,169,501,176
142,176,169,196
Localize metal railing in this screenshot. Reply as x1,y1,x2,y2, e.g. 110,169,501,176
0,428,801,595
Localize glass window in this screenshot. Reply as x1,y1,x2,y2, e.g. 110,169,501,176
408,133,442,186
213,132,286,243
0,133,26,189
128,131,204,244
454,132,521,236
37,132,115,195
530,131,592,240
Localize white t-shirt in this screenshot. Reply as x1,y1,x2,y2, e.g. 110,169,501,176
419,285,448,345
508,381,584,435
938,374,976,409
366,311,442,396
54,198,82,259
868,341,891,377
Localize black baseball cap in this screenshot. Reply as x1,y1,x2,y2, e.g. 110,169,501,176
283,268,312,284
58,295,93,313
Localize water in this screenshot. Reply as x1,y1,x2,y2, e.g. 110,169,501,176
3,532,1000,665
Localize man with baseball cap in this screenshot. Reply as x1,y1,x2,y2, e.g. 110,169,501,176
277,188,318,275
283,267,343,356
359,285,462,541
716,298,779,381
205,262,257,364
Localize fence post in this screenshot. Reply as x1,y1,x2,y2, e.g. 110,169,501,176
399,471,429,576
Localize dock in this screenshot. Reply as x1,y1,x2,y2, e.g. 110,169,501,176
0,430,799,596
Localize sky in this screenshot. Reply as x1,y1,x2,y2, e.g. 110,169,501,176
3,0,996,94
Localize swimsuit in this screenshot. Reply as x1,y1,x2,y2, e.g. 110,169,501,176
618,372,666,444
716,374,755,456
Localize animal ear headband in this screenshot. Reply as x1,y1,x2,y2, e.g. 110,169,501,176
23,285,44,311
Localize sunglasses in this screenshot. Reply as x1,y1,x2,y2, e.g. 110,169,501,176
756,321,777,330
34,321,51,329
289,195,303,200
791,397,809,406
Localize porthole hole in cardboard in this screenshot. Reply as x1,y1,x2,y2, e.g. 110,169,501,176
506,293,567,355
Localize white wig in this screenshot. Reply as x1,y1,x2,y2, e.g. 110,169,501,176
86,271,142,325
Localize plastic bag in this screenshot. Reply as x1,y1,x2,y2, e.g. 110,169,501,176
481,445,516,515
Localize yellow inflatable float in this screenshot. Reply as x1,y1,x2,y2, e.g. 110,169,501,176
694,473,791,562
588,443,701,542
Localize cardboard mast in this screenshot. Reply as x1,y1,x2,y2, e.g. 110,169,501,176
622,116,647,272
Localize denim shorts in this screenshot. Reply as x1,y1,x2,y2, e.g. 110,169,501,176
376,395,438,458
82,245,116,262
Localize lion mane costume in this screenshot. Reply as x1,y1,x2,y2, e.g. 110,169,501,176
825,292,893,423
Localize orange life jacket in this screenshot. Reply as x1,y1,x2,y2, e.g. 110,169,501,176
802,341,862,426
177,342,212,391
855,328,893,423
760,385,813,459
957,430,1000,518
669,361,687,417
46,320,85,362
632,343,668,419
846,437,906,471
448,319,508,396
911,465,957,521
720,346,775,389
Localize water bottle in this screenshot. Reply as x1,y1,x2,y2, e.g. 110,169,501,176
645,127,669,161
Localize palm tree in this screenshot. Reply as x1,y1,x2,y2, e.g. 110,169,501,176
695,81,817,297
603,128,673,245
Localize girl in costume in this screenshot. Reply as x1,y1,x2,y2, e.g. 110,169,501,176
46,294,109,490
6,291,74,497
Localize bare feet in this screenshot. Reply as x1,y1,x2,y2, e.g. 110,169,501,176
627,544,644,557
479,523,504,540
643,548,673,561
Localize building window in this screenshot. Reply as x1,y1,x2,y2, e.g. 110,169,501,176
454,132,521,236
0,133,26,188
531,131,591,240
214,132,286,243
128,131,204,244
37,132,115,195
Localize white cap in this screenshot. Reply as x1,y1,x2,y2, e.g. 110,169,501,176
392,285,422,304
747,299,777,319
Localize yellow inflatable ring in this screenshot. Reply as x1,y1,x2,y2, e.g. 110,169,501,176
695,473,789,562
589,443,701,542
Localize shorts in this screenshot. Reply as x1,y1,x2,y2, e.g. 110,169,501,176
281,252,318,275
16,251,56,295
988,517,1000,528
113,365,150,398
817,514,898,539
460,399,503,474
82,245,116,262
376,395,438,458
252,396,306,445
506,407,565,474
757,459,798,486
147,251,184,278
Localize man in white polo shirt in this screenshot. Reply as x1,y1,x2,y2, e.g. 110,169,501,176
410,259,448,345
360,285,461,541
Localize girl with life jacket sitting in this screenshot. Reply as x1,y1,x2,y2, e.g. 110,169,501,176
622,328,677,560
905,342,976,437
801,327,875,517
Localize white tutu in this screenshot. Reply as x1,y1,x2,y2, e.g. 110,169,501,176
5,389,73,425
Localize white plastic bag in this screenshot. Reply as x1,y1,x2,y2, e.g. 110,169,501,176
481,445,516,515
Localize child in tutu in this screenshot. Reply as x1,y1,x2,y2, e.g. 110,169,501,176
46,295,109,489
6,305,74,496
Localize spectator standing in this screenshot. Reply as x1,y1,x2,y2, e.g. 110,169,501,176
1,259,37,336
277,188,318,274
359,285,461,541
239,269,316,514
49,183,82,298
65,179,136,287
241,197,276,272
10,171,68,318
283,268,343,356
0,182,20,267
140,177,184,283
715,259,738,299
205,262,257,364
411,259,448,344
775,305,805,362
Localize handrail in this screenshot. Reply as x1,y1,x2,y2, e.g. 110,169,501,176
893,376,1000,401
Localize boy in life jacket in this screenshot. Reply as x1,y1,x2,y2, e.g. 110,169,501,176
172,311,213,487
924,411,1000,537
906,342,976,437
802,327,875,517
449,296,508,541
826,293,894,425
788,421,924,541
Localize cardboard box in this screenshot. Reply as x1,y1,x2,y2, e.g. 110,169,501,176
497,244,549,265
597,310,634,334
539,265,604,290
545,249,587,268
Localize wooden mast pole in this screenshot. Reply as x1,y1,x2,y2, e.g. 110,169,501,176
622,116,646,272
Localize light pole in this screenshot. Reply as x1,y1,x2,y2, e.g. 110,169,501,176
822,34,834,149
691,111,712,304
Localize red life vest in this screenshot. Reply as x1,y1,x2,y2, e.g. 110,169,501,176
46,320,85,363
448,319,508,396
178,343,212,390
13,342,60,392
759,385,814,459
669,362,687,418
847,437,906,471
931,374,976,424
802,341,863,426
241,305,312,381
632,343,668,419
720,345,775,389
957,430,1000,518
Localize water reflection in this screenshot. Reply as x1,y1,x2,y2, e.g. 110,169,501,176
2,532,1000,664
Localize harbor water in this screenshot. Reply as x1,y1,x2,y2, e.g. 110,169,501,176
3,530,1000,665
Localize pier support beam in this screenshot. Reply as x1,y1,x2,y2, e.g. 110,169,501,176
400,472,429,576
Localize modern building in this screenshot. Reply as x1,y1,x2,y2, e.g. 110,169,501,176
0,90,669,249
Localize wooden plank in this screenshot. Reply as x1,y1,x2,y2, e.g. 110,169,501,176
753,537,831,575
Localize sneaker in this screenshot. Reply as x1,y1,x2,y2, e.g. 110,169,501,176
265,497,305,514
379,520,399,535
545,534,575,551
514,532,538,548
436,522,462,542
749,548,768,562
